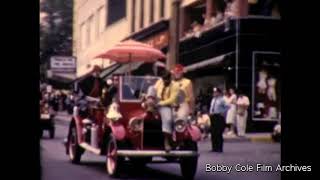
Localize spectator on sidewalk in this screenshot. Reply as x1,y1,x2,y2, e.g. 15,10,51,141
196,110,211,140
224,87,237,135
209,87,228,152
236,89,250,137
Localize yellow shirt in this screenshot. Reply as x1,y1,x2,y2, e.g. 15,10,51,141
154,79,180,106
173,78,195,109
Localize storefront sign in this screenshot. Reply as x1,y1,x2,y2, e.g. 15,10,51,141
50,56,76,73
252,52,281,121
143,31,169,49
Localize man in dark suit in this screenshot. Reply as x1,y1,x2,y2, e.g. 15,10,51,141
78,66,105,98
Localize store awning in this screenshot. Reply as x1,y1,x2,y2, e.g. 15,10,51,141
111,62,145,75
100,63,122,79
184,54,227,73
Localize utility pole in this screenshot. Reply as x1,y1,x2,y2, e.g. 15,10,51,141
168,0,181,70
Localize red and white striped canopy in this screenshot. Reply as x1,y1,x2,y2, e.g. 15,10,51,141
95,40,166,63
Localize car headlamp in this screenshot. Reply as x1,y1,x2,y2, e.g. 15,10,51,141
129,117,143,132
175,119,187,133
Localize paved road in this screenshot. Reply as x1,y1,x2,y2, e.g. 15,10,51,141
41,121,281,180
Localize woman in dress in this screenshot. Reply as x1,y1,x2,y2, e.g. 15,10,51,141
224,87,237,135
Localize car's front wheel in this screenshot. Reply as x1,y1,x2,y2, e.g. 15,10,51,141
180,140,198,180
106,134,123,177
68,126,83,164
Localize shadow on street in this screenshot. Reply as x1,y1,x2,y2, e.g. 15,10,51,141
79,161,183,180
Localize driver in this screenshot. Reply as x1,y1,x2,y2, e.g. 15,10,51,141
78,65,105,98
153,70,180,151
102,78,118,108
76,65,105,119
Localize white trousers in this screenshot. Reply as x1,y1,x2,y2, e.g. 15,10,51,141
175,102,190,121
236,111,248,136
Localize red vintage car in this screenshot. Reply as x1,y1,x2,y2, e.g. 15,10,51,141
65,75,201,179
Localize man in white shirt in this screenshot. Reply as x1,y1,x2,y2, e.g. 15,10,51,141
236,90,250,137
209,87,228,152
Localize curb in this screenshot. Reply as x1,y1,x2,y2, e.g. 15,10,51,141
249,136,274,143
223,134,274,143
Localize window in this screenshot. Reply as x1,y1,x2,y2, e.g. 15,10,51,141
95,11,100,38
89,15,95,42
86,19,91,46
160,0,165,18
120,76,159,102
98,6,105,34
80,23,86,49
131,0,136,32
107,0,126,25
140,0,144,28
150,0,154,23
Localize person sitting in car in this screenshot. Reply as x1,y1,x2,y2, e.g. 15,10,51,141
101,79,118,108
153,70,180,151
78,65,105,98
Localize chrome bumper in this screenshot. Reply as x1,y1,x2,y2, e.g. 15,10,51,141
116,150,199,157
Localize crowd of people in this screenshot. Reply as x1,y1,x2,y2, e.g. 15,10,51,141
184,0,249,38
40,84,73,114
195,86,250,141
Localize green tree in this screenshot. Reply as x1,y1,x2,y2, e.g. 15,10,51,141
40,0,73,77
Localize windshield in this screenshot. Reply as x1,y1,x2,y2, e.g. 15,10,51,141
120,76,159,101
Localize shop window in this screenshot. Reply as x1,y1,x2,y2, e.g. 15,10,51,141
107,0,126,26
252,52,281,120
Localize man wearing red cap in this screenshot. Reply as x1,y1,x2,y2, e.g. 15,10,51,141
171,64,195,121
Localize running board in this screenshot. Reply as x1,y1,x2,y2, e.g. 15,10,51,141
79,143,101,155
116,150,199,157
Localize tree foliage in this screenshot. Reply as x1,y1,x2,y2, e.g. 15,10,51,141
40,0,73,66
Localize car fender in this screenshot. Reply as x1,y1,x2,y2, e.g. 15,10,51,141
109,122,126,141
187,125,201,142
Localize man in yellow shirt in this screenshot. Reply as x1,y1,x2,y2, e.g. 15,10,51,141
171,64,195,121
152,70,180,151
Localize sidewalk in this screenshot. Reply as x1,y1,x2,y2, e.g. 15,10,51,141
223,133,273,143
54,111,274,143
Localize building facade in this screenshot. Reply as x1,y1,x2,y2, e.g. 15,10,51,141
73,0,281,132
73,0,280,77
73,0,173,77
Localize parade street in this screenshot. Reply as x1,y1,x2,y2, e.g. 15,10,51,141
41,115,280,180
